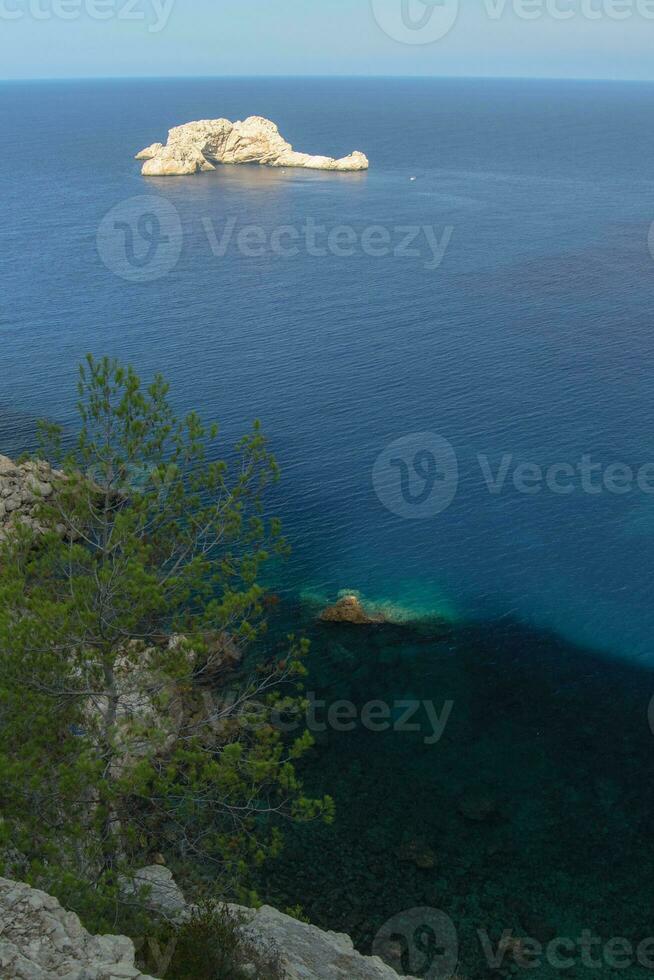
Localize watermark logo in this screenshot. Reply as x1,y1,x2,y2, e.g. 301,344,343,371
373,432,459,520
373,907,459,979
370,0,460,43
374,433,654,520
371,0,654,44
97,196,183,283
373,909,654,976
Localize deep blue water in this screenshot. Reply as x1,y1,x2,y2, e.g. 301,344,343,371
3,76,654,664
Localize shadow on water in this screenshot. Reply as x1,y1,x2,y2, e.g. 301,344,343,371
257,604,654,977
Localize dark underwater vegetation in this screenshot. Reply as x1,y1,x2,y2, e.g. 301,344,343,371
256,602,654,977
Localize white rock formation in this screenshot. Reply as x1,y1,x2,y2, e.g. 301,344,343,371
82,632,243,779
0,873,416,979
0,865,418,980
134,143,163,161
127,865,414,979
239,905,412,980
0,877,156,979
136,116,369,176
120,866,187,920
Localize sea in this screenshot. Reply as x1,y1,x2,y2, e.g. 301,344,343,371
3,76,654,975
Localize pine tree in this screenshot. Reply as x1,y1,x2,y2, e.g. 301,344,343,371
0,355,332,930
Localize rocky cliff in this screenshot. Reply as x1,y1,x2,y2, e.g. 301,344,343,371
0,877,156,980
0,459,409,979
135,116,369,176
0,872,411,979
0,454,60,542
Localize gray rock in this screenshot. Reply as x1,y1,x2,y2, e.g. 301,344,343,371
0,877,157,980
0,875,417,979
120,866,186,919
0,454,62,543
0,454,17,475
237,904,413,980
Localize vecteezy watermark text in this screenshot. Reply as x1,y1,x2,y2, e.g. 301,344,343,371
477,453,654,497
96,196,454,281
136,908,654,978
374,907,654,978
0,0,174,31
484,0,654,20
202,216,454,271
208,691,455,747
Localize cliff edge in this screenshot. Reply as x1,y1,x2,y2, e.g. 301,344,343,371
0,872,413,979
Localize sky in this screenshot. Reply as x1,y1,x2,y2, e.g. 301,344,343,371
2,0,654,81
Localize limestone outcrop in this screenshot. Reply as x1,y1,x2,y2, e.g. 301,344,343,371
238,904,412,980
120,866,187,920
82,632,243,778
136,116,369,176
0,877,156,979
0,453,244,778
126,867,413,979
0,874,416,979
0,454,60,542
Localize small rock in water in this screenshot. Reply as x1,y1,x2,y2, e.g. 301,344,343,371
457,784,502,823
319,594,385,625
394,837,437,870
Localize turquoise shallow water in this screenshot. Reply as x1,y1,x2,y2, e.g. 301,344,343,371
2,76,654,664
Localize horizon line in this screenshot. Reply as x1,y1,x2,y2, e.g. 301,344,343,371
2,72,654,84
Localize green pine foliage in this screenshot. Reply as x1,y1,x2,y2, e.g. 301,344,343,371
0,355,333,933
140,902,283,979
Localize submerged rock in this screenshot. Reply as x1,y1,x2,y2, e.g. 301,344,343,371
320,595,385,625
136,116,369,176
456,784,502,823
394,837,437,870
